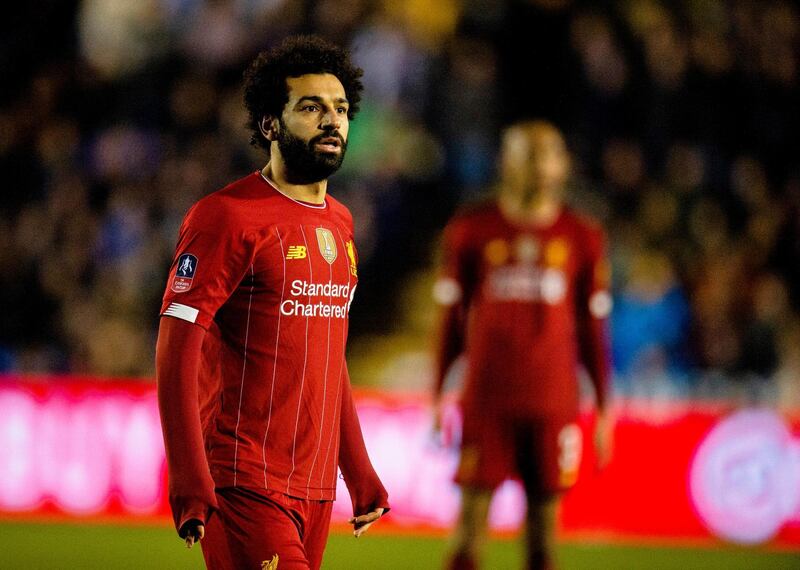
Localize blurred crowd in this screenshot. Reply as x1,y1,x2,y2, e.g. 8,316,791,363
1,0,799,404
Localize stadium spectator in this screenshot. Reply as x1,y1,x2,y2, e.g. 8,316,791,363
611,250,691,379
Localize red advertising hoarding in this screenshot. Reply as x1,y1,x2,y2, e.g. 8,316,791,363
1,375,799,548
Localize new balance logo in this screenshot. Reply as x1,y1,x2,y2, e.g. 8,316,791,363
286,246,307,260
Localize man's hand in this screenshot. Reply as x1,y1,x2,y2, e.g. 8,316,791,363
348,507,384,538
180,519,205,549
430,395,448,448
594,409,614,469
432,404,443,435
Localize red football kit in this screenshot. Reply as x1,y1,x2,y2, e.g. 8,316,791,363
157,172,388,569
434,200,611,493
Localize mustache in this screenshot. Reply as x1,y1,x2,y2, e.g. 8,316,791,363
310,131,345,146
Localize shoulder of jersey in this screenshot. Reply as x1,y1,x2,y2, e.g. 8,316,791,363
211,171,275,202
187,173,278,222
561,206,605,237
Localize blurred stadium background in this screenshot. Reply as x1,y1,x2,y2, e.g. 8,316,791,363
2,0,800,568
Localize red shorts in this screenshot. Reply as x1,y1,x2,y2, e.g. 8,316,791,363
455,410,582,497
202,487,333,570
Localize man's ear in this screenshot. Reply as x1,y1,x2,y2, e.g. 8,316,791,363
259,116,279,142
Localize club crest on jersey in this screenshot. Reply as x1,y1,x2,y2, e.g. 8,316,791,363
261,554,279,570
171,253,197,293
346,240,358,277
316,227,337,264
544,238,570,268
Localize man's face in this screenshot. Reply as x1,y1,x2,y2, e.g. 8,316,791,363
501,123,569,201
275,73,350,183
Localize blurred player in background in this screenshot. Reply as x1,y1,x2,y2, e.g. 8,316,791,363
432,120,613,570
156,36,388,570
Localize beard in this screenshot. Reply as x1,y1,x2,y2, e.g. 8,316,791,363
276,123,347,184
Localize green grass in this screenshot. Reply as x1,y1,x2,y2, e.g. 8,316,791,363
0,522,797,569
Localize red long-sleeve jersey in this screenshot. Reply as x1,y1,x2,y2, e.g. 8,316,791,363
157,172,388,532
434,201,612,417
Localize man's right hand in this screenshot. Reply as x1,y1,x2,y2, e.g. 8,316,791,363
594,409,614,469
432,405,442,434
180,519,205,549
430,395,445,446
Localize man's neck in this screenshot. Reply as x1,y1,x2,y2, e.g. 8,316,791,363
262,161,327,205
499,190,561,227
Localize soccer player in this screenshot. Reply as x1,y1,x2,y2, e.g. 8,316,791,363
156,36,389,570
432,120,612,570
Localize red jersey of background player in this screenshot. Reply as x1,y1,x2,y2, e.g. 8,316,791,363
160,171,379,503
434,200,612,418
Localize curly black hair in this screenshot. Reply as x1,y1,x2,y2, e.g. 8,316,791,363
243,35,364,150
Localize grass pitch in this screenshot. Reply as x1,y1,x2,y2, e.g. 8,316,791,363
0,522,797,569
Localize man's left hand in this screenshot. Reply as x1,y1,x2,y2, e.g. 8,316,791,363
348,507,384,538
594,409,614,469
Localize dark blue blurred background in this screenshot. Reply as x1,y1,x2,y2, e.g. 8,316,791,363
1,0,799,406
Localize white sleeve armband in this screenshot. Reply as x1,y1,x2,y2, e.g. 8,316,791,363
589,291,613,318
162,302,200,323
432,277,463,306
